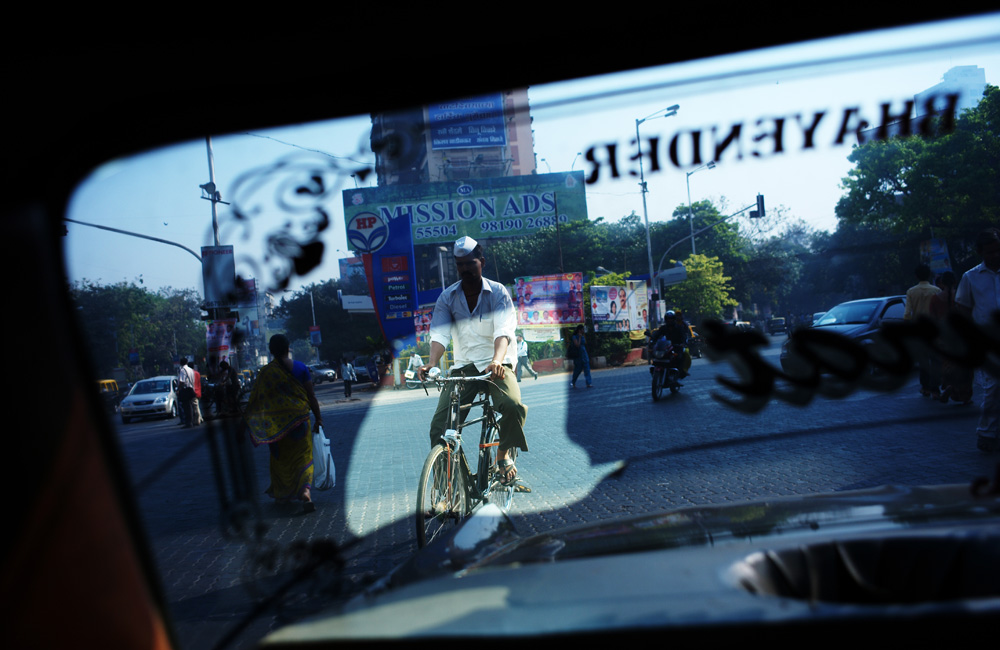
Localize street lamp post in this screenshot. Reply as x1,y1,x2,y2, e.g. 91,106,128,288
635,105,679,329
685,161,716,255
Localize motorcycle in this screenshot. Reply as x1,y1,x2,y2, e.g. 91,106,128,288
403,368,423,389
650,336,684,401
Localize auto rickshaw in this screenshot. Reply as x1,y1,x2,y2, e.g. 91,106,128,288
96,379,120,414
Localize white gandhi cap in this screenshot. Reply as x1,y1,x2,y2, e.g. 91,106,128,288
453,236,479,257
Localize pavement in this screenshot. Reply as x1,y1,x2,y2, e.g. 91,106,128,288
115,350,999,650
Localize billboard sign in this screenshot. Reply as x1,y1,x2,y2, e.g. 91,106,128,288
427,94,507,150
343,171,588,245
920,238,952,275
343,191,419,349
592,284,646,333
201,245,236,309
625,279,650,332
522,327,560,343
338,255,365,280
342,295,374,312
206,319,236,365
235,277,257,310
514,272,584,328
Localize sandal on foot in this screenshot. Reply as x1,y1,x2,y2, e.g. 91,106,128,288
497,458,518,486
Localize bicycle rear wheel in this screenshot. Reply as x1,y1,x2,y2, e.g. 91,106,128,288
416,444,470,548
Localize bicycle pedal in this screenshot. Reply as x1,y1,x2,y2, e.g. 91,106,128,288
513,480,532,493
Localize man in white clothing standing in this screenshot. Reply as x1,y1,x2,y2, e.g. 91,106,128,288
956,227,1000,453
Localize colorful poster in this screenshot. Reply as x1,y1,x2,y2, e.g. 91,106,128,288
343,172,587,245
206,319,236,365
514,272,584,328
592,284,646,333
414,306,434,344
592,285,622,332
626,279,650,332
920,238,952,275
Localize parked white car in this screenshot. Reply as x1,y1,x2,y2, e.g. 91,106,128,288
119,376,179,424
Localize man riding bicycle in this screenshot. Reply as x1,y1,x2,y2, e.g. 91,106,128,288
418,236,528,486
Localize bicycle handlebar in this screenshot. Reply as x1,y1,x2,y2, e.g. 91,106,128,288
430,372,492,383
407,369,493,395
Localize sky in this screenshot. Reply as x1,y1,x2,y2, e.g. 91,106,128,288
64,13,1000,298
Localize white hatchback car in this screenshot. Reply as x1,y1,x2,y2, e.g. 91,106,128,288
119,376,179,424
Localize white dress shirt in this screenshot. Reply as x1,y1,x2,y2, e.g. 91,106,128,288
956,262,1000,325
429,277,518,371
178,364,194,388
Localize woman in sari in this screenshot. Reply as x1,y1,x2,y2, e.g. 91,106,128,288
245,334,324,512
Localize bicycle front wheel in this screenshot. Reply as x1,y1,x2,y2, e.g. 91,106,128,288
416,444,470,549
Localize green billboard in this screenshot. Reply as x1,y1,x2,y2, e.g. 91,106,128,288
343,171,587,244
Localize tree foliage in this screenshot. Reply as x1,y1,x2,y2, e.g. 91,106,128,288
836,85,1000,248
487,197,828,322
660,254,737,323
274,276,380,364
70,281,206,380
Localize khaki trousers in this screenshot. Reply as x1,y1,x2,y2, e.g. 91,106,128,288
428,363,528,452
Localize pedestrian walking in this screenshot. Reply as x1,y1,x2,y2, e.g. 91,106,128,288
244,334,323,513
515,333,538,381
218,361,239,414
955,227,1000,453
341,357,357,398
904,263,942,398
569,325,592,388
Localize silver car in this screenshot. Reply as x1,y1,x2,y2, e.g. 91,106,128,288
119,376,179,424
310,365,337,384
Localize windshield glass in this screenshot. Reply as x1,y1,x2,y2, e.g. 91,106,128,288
814,300,880,326
131,380,170,395
61,13,1000,649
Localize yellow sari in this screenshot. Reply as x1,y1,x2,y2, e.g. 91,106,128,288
245,361,313,502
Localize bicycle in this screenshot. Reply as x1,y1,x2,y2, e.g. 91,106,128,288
414,368,518,549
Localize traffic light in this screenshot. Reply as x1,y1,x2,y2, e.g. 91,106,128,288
750,194,765,218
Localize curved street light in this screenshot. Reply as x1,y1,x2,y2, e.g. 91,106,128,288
635,105,679,329
686,161,716,255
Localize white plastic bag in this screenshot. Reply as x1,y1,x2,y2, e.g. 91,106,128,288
312,425,336,490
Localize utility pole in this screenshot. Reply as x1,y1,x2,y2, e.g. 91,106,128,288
205,137,221,247
199,137,235,365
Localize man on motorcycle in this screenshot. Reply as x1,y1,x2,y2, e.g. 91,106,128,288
652,310,692,378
